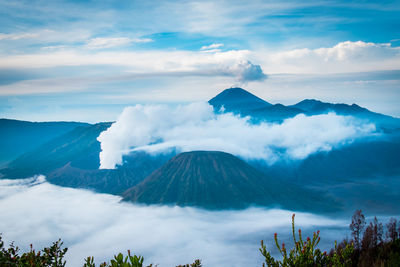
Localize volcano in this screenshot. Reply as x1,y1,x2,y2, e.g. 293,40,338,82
123,151,337,211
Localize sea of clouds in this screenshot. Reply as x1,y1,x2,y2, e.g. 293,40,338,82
97,102,376,169
0,176,350,267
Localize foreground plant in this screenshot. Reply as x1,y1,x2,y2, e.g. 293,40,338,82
84,251,201,267
0,234,68,267
176,259,202,267
84,250,151,267
260,214,354,267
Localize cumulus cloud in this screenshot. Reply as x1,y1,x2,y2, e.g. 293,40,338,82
313,41,394,61
230,60,267,82
263,41,400,74
97,102,376,169
0,177,347,267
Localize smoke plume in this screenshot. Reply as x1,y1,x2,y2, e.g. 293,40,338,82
97,102,376,169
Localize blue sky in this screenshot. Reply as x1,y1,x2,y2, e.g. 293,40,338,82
0,0,399,122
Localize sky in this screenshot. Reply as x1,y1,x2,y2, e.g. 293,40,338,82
0,0,399,122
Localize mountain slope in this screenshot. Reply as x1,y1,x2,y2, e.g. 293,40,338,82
1,122,111,178
290,99,400,130
251,104,304,122
292,99,370,114
123,151,339,211
0,122,173,194
247,133,400,183
0,119,89,166
46,152,172,194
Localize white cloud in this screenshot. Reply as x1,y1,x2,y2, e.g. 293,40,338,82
0,76,90,95
201,43,224,50
0,32,38,40
86,37,153,49
0,49,266,94
261,41,400,74
200,43,224,52
0,48,247,70
97,102,376,169
2,40,396,79
314,41,393,61
0,29,90,44
231,60,267,82
0,177,347,267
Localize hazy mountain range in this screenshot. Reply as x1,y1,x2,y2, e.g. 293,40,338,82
0,119,89,166
1,88,399,214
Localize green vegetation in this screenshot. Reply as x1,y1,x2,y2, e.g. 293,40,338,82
0,234,201,267
260,214,354,266
260,210,400,266
83,251,151,267
1,210,399,266
0,237,67,267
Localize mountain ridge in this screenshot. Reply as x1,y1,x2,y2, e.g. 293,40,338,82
0,119,90,166
209,88,400,128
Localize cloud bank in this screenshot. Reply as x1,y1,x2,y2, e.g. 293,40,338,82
0,48,266,88
0,177,347,267
97,102,376,169
263,41,400,74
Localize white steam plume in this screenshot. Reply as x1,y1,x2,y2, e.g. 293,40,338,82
97,102,376,169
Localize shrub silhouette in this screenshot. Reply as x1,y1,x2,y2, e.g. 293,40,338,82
259,213,353,266
350,209,366,250
0,235,67,267
83,250,151,267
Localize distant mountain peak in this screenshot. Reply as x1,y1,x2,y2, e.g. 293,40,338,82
209,88,271,114
211,87,269,102
298,99,323,104
294,99,323,108
220,87,255,96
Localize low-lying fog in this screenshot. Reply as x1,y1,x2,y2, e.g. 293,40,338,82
1,176,351,266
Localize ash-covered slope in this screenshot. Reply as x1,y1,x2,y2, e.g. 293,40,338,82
123,151,339,211
47,152,172,195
